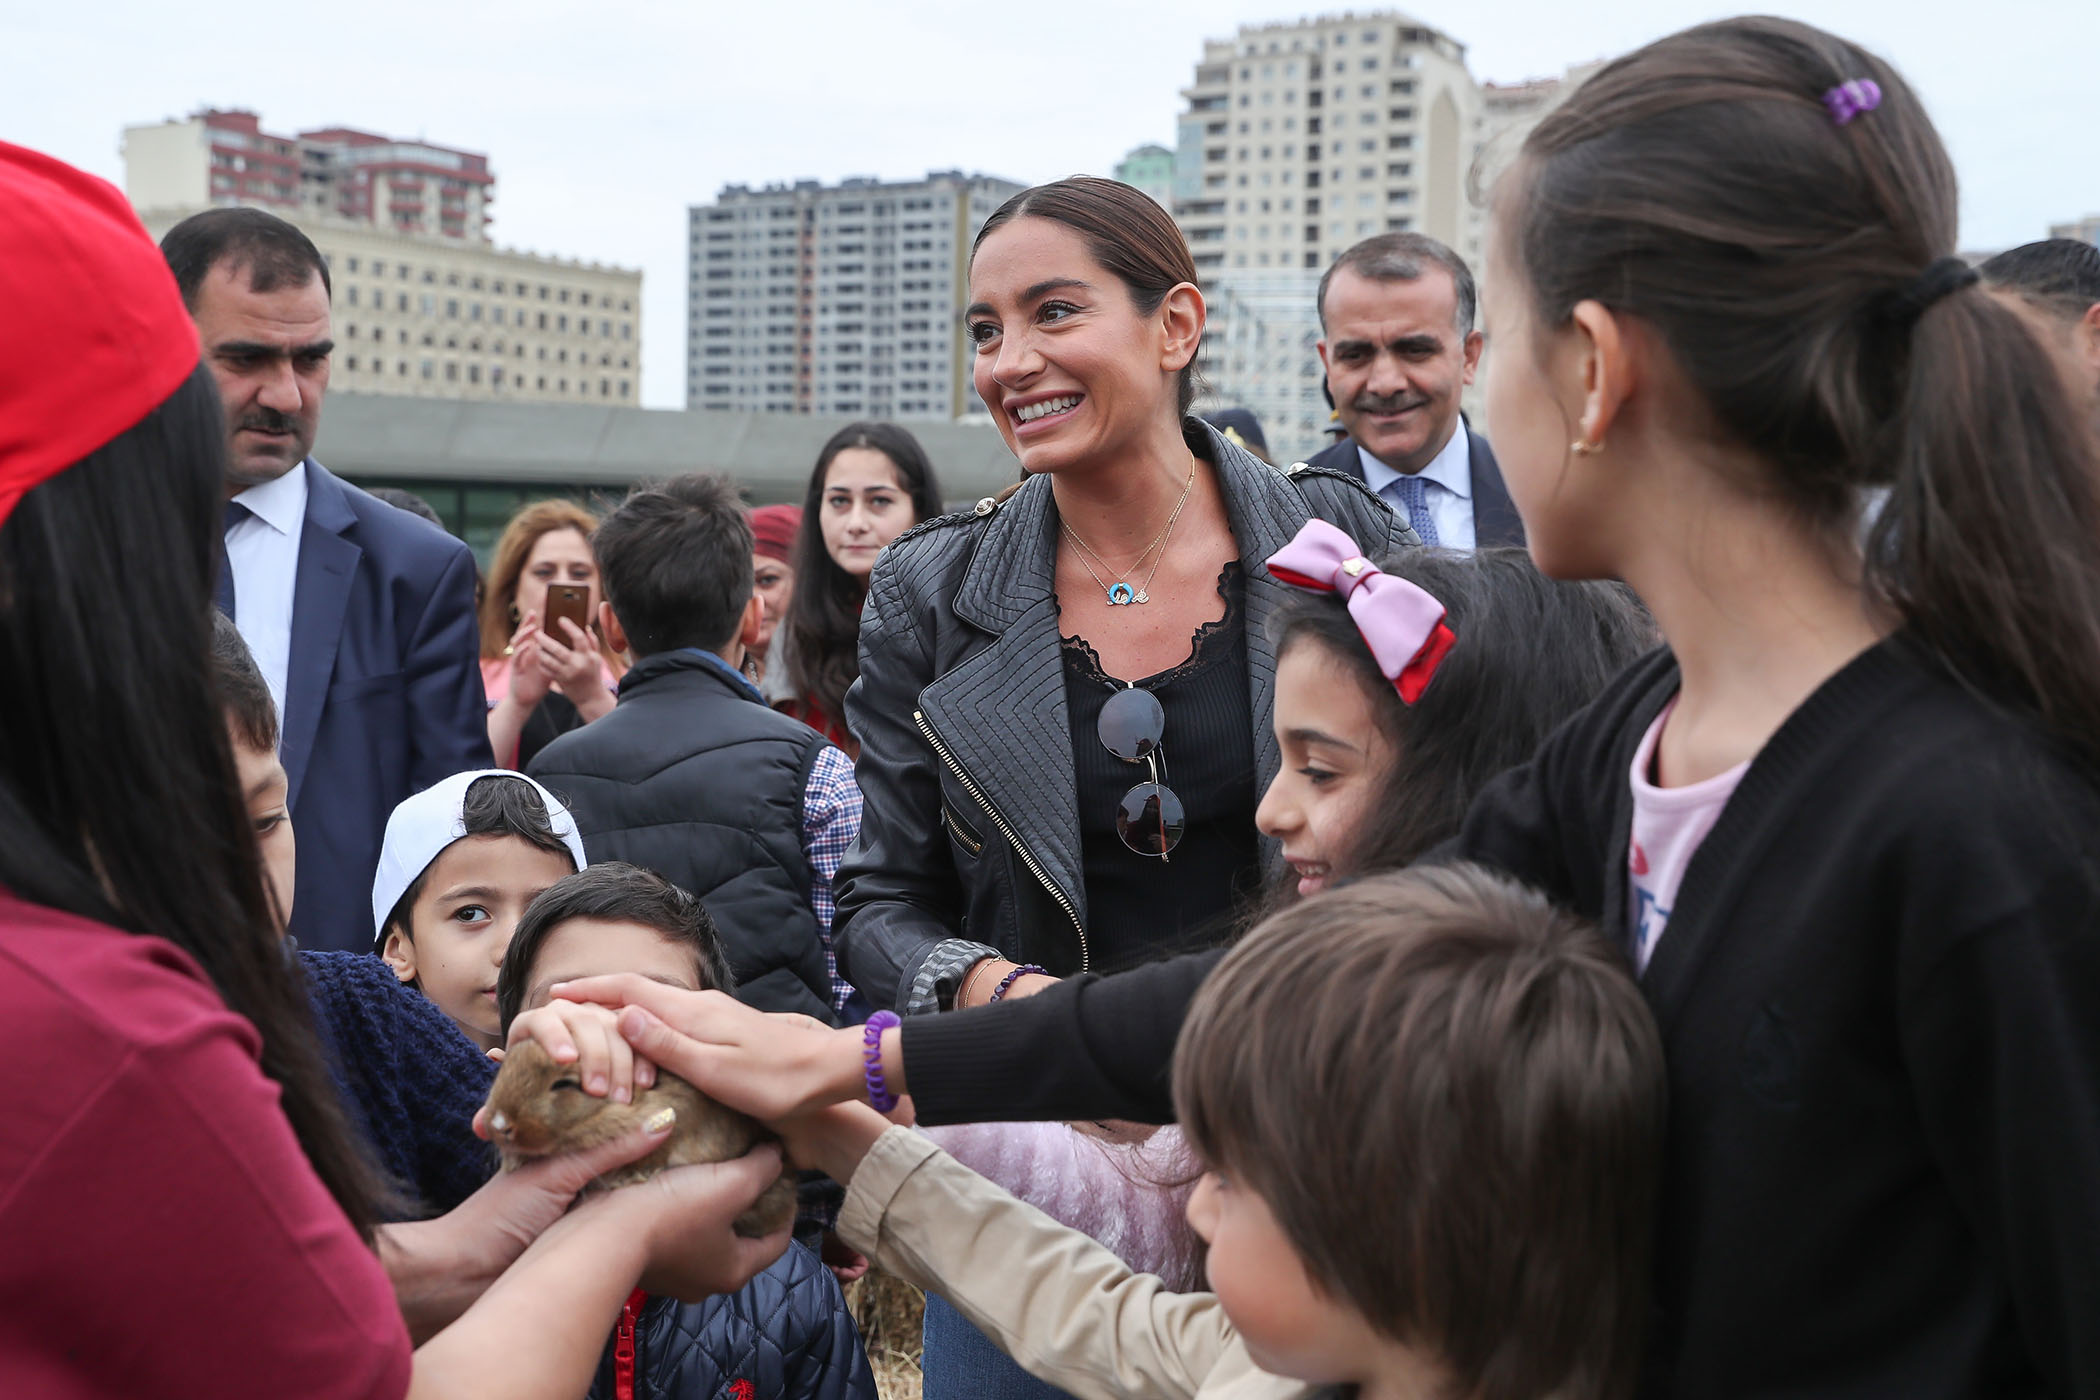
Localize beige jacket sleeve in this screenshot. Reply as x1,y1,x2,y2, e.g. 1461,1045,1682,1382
837,1126,1278,1400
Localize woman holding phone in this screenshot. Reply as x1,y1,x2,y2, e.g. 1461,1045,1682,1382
480,499,625,769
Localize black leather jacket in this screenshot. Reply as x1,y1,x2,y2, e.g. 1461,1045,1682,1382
833,421,1416,1014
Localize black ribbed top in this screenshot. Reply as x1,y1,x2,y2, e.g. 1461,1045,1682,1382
1060,562,1261,971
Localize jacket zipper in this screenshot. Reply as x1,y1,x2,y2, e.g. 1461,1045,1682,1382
942,804,984,857
916,708,1088,972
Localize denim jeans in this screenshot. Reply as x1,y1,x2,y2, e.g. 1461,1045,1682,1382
920,1293,1074,1400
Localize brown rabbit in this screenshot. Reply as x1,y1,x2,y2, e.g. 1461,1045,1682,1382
483,1039,797,1238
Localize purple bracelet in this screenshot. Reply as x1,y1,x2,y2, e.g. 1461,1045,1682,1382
988,964,1047,1003
862,1010,901,1113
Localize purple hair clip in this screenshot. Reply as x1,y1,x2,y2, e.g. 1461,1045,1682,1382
1823,78,1882,126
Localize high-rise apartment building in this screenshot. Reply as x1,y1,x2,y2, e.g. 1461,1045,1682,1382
1114,144,1178,210
1173,13,1485,462
124,109,642,406
124,109,495,242
687,171,1026,418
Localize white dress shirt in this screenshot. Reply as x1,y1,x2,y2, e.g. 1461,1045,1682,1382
1358,417,1476,550
225,462,310,725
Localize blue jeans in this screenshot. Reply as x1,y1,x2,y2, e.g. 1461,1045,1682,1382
921,1293,1074,1400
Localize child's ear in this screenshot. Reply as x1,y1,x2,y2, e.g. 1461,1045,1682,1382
597,600,630,656
380,927,419,984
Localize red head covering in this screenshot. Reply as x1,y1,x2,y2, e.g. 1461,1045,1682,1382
749,504,802,564
0,142,202,530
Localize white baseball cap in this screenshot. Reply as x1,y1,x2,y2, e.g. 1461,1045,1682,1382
370,769,587,947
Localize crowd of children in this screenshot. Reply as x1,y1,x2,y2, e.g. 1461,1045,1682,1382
4,12,2098,1400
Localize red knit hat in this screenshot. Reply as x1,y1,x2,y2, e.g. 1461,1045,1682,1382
0,142,202,529
749,504,802,564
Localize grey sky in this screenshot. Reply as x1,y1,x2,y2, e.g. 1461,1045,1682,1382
5,0,2092,408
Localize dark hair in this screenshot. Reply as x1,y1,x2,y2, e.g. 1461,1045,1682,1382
1317,232,1478,335
210,610,280,754
973,176,1206,416
0,364,379,1239
366,486,445,530
496,862,734,1034
784,423,943,725
1177,865,1665,1400
1978,239,2100,324
383,774,576,944
1509,16,2100,772
594,473,752,658
160,206,331,307
1274,548,1653,884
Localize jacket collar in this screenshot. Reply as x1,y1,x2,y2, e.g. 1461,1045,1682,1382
619,647,763,703
952,420,1314,635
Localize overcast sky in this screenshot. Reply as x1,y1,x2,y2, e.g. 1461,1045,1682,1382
5,0,2092,408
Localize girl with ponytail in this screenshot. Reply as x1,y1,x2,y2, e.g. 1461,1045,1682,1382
1454,15,2100,1396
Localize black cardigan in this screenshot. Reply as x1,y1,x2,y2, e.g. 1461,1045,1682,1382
907,636,2100,1398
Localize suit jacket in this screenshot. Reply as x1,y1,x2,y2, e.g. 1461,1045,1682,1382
279,460,493,951
1302,420,1526,549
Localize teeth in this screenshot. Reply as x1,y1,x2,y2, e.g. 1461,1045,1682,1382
1015,395,1080,423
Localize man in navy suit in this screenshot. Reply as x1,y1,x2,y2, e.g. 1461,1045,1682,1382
164,209,493,952
1301,234,1525,550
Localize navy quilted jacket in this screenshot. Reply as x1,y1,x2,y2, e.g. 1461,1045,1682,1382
588,1240,876,1400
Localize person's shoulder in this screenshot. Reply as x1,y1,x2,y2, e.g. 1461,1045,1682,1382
319,464,473,570
0,892,247,1059
866,481,1034,615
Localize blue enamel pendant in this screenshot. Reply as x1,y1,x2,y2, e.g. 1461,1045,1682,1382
1108,582,1136,606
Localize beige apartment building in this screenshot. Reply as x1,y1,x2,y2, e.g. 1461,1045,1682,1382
126,109,642,406
1171,12,1486,460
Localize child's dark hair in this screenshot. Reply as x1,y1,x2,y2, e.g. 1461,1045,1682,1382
1176,865,1665,1400
785,422,944,725
1273,548,1653,881
496,862,735,1034
209,610,279,753
593,472,753,658
1509,17,2100,770
383,775,575,943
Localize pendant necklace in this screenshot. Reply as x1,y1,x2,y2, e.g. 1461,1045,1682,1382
1061,459,1197,606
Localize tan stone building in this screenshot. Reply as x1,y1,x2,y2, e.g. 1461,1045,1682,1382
126,109,642,406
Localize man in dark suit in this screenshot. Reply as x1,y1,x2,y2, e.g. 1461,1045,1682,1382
1300,233,1525,549
164,209,492,952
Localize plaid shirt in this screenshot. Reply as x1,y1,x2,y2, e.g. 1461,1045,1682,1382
801,742,862,1015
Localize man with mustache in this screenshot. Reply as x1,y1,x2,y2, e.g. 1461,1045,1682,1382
164,207,493,952
1298,234,1524,550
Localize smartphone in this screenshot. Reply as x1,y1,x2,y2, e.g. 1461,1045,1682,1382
542,584,592,644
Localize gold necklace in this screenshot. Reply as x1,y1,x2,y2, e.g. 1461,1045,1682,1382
1061,460,1197,607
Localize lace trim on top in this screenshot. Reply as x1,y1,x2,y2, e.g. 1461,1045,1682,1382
1060,561,1246,689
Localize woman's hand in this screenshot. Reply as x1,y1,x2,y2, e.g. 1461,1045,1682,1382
539,617,613,719
382,1112,686,1342
504,613,553,710
550,976,869,1122
581,1144,794,1303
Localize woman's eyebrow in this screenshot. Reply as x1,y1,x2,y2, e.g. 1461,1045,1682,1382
1284,726,1362,753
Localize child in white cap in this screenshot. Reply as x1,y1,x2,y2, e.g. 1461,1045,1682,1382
373,769,587,1051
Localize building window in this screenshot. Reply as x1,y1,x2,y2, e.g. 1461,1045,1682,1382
346,287,359,306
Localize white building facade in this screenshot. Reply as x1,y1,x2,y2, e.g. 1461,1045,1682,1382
687,171,1026,418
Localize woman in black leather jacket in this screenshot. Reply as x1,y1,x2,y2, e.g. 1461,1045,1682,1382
832,177,1413,1018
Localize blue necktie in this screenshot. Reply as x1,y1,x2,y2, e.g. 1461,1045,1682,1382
216,501,248,619
1384,473,1440,547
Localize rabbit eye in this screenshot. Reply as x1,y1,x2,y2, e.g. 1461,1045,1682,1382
551,1078,583,1092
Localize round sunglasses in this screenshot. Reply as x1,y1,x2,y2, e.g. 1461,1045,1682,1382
1098,684,1185,860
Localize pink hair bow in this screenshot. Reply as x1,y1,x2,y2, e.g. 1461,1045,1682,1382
1267,519,1455,704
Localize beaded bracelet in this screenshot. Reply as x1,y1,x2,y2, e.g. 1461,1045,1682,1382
988,963,1048,1003
862,1010,901,1113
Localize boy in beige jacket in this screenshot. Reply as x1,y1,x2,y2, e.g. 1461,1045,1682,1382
782,866,1667,1400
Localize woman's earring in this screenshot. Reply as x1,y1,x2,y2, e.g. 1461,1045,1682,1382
1570,438,1604,456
